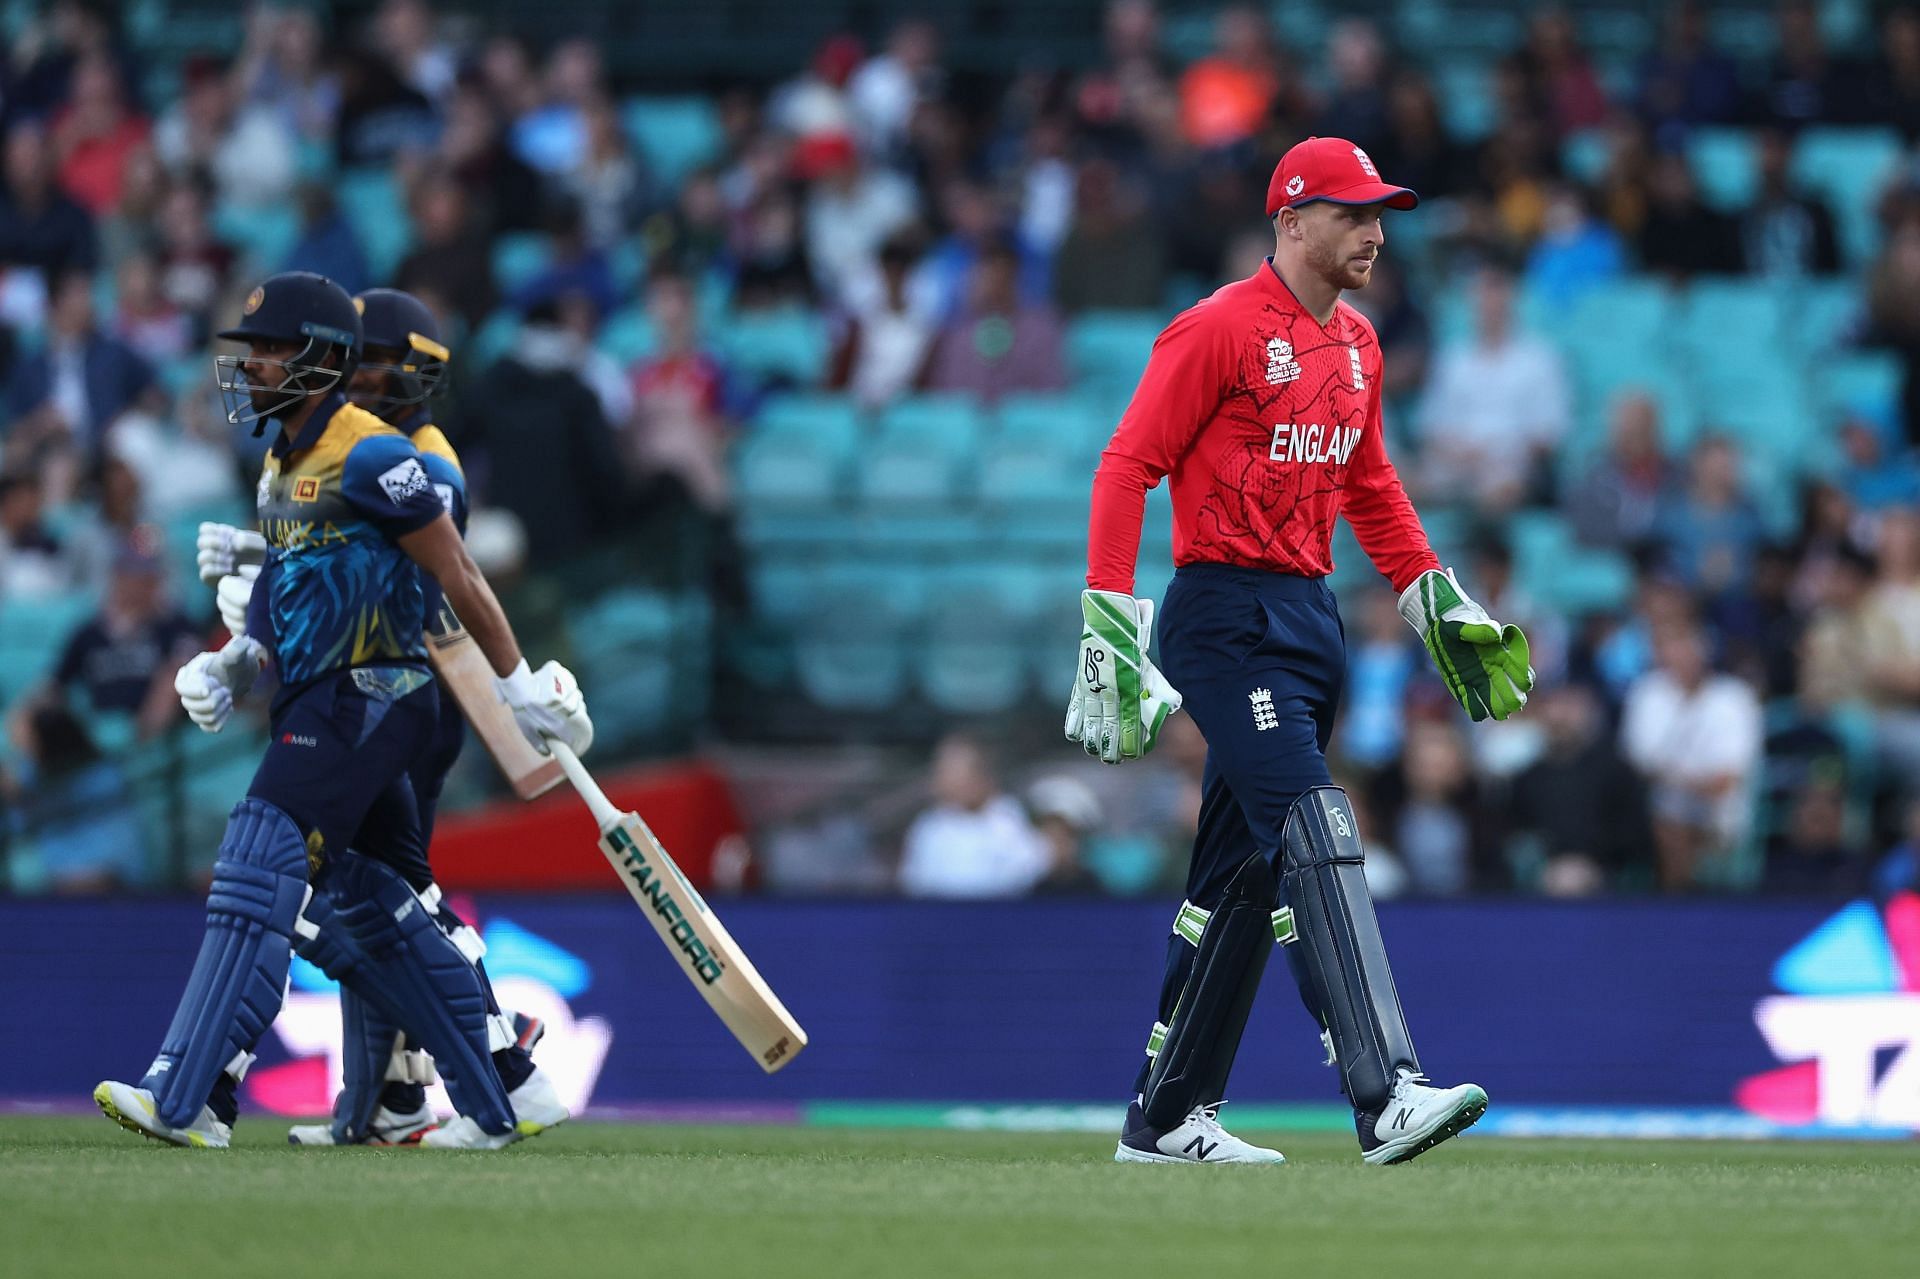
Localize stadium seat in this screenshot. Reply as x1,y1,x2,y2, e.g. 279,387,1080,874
995,391,1112,456
621,96,725,189
792,579,915,712
597,306,658,364
736,430,848,508
978,435,1087,508
1688,129,1760,213
1066,311,1164,398
716,308,829,387
1433,63,1496,140
1821,353,1903,421
1674,280,1784,358
335,169,413,280
918,591,1032,714
1790,279,1863,353
1793,128,1904,266
755,395,864,454
491,232,554,294
211,202,302,275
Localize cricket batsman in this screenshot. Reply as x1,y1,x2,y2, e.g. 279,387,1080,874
199,287,558,1146
94,272,591,1150
1066,138,1533,1166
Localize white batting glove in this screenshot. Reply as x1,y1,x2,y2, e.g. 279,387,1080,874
1064,589,1183,764
174,636,269,733
196,522,267,588
217,563,260,638
497,659,593,757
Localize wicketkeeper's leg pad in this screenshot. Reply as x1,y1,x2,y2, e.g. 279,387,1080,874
1279,785,1418,1114
1141,852,1278,1131
144,799,310,1128
324,852,516,1136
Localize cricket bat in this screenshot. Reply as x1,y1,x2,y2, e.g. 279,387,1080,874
424,600,564,800
547,740,808,1073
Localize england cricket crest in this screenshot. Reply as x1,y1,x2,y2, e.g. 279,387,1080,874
1266,338,1301,385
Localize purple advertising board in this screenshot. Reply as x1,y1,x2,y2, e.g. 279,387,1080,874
4,895,1916,1134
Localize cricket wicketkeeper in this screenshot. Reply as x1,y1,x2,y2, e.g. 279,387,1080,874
1066,138,1534,1165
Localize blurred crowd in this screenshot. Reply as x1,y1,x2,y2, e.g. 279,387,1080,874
2,0,1919,899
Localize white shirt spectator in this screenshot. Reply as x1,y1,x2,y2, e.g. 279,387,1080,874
1417,332,1570,501
1620,668,1762,845
805,168,919,307
899,794,1049,898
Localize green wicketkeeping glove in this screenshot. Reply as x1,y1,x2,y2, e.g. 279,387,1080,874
1398,568,1535,723
1064,590,1183,763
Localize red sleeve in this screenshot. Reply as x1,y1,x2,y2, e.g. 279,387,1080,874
1344,380,1440,594
1086,307,1231,593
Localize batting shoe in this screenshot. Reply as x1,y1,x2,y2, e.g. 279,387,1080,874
93,1080,231,1149
1114,1100,1287,1165
419,1064,569,1150
1358,1069,1488,1165
287,1101,438,1147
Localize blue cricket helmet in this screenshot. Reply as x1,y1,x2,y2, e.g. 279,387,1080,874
352,287,450,414
214,271,364,430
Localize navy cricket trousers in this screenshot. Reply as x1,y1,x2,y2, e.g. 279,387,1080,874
1131,563,1345,1093
249,665,439,889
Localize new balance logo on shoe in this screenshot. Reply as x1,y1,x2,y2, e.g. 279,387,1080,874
1184,1136,1219,1160
1394,1107,1413,1129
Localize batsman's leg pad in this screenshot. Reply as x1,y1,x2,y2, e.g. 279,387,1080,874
1140,852,1278,1131
144,799,310,1128
1280,785,1418,1113
326,852,515,1136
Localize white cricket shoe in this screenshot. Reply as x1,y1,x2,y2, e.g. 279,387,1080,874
288,1102,438,1146
1358,1069,1488,1165
93,1081,231,1149
418,1065,569,1150
1114,1100,1286,1165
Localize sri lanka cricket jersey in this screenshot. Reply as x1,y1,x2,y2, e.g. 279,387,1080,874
253,391,449,687
1086,258,1439,595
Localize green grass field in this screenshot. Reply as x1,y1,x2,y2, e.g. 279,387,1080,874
4,1117,1916,1278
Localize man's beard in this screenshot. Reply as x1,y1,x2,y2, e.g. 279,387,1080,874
1305,236,1370,292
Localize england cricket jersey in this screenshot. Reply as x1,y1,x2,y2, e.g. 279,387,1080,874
1086,258,1438,595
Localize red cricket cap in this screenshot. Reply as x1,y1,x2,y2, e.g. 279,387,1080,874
1265,136,1419,216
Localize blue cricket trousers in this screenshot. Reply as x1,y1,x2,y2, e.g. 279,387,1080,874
1131,562,1345,1094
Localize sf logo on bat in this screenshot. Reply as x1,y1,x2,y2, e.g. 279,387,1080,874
607,826,727,985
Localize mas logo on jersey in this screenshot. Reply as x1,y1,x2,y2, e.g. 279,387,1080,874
1265,338,1301,385
1735,893,1920,1130
250,905,614,1118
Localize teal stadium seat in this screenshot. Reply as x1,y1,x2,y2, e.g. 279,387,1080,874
621,97,725,189
756,395,863,455
1066,311,1164,405
995,391,1111,462
919,590,1033,714
1688,129,1760,212
569,589,685,748
735,429,849,508
596,306,658,364
792,581,913,712
212,202,301,275
335,169,412,281
716,308,829,387
977,434,1087,508
1822,353,1902,422
1792,128,1903,267
491,232,554,295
